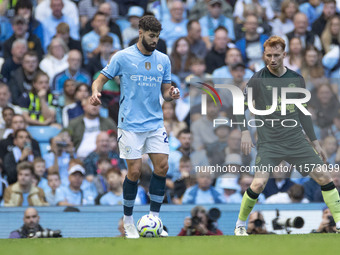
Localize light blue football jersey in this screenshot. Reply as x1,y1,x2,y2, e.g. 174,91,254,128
101,44,171,132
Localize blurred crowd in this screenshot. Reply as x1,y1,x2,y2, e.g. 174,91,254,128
0,0,340,207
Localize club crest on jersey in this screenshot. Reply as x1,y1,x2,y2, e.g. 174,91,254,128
157,64,163,72
125,146,132,154
145,62,151,70
288,83,296,88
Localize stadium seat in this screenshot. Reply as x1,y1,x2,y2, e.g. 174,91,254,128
27,126,61,143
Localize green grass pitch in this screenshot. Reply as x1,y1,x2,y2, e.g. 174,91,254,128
0,234,338,255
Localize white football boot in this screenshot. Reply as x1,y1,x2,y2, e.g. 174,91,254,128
124,223,140,239
234,226,249,236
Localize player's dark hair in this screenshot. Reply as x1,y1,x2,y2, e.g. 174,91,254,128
138,15,162,33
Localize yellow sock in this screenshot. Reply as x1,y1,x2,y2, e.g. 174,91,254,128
322,188,340,223
238,189,258,221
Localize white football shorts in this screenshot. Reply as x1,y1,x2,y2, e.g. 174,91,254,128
117,127,170,159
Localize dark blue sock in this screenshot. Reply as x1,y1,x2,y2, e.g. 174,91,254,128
123,176,138,216
149,173,166,213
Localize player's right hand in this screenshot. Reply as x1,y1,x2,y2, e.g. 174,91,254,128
90,92,102,106
241,130,254,155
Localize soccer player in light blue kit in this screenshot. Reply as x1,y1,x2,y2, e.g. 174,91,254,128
90,15,180,238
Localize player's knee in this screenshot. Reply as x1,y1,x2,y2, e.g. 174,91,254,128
155,160,169,176
127,169,141,181
251,180,267,194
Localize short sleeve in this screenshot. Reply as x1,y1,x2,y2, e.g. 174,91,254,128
101,53,122,79
162,57,171,84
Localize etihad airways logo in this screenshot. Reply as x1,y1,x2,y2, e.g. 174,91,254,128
130,75,162,82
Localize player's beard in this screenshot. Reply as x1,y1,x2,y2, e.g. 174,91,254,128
142,36,157,52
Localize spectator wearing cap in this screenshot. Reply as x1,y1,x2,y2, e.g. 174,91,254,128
159,0,188,54
215,175,241,203
186,20,207,59
82,11,121,64
41,0,79,51
0,39,27,83
3,15,44,61
59,163,97,205
199,0,235,50
182,169,225,204
84,131,126,178
122,6,144,48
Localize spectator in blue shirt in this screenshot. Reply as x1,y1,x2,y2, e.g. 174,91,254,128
99,168,123,205
59,163,97,206
160,0,188,54
45,171,64,206
199,0,235,50
41,0,79,51
82,11,121,64
52,50,91,94
182,170,225,204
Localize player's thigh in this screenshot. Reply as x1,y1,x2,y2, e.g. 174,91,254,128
117,128,146,159
144,127,170,156
287,145,325,177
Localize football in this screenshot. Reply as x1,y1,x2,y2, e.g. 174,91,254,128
137,214,163,237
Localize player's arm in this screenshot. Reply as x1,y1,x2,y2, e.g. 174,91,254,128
161,83,180,101
90,73,109,106
298,108,327,162
297,77,327,162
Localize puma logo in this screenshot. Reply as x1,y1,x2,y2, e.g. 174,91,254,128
132,63,138,69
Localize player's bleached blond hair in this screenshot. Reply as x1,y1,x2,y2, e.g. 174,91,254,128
263,36,286,51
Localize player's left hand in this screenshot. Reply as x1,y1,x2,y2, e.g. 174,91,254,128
169,86,180,100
